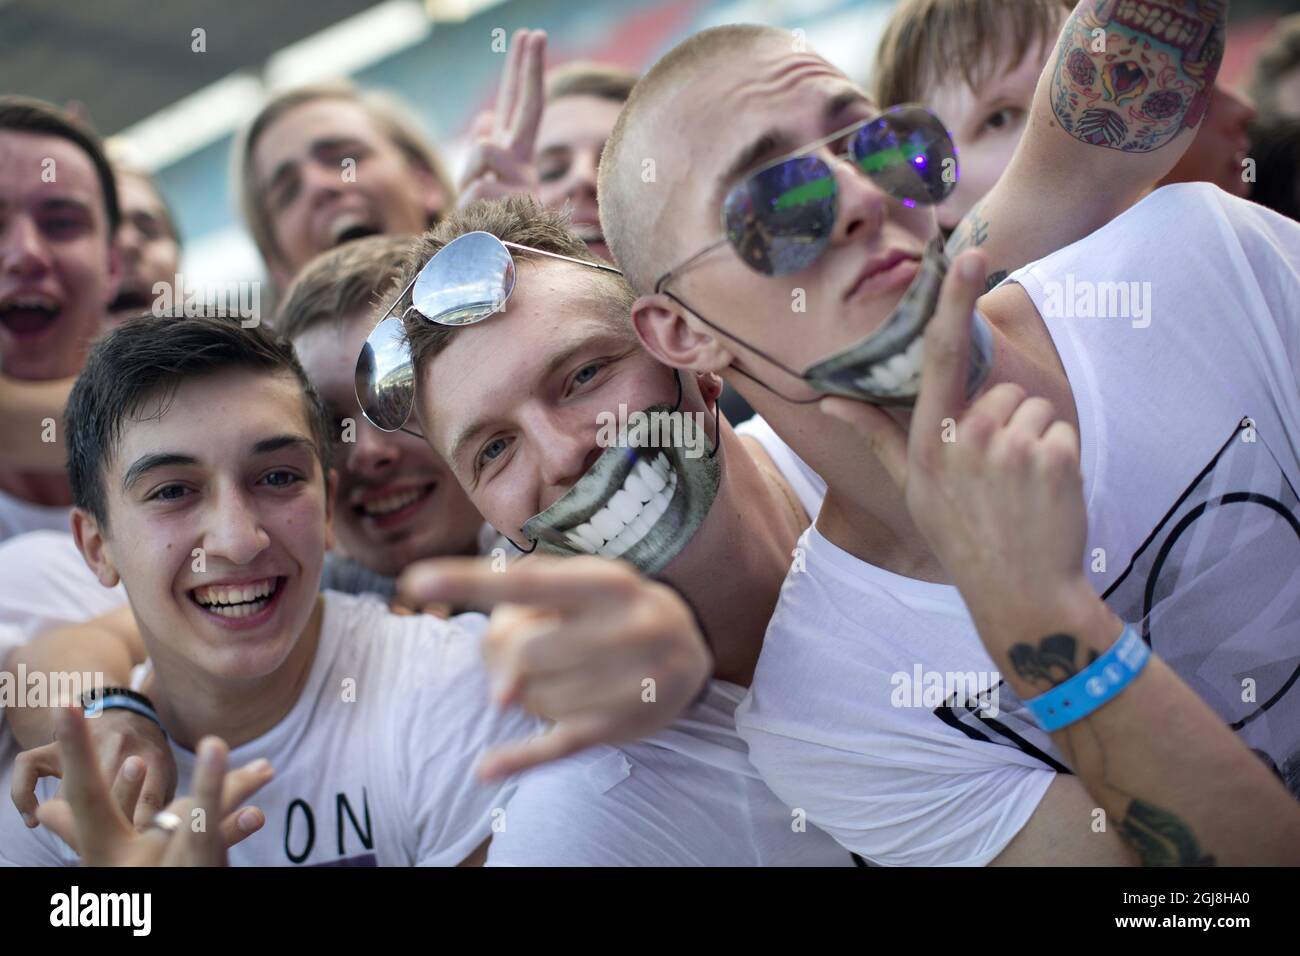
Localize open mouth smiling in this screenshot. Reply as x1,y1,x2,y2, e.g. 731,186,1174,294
189,576,285,621
352,482,436,527
0,294,62,337
523,404,721,575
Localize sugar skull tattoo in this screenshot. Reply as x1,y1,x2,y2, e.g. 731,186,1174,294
1051,0,1226,152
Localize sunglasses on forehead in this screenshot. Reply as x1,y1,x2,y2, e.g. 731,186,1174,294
355,231,622,434
655,105,957,290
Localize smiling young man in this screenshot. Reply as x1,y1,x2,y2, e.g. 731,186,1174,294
0,96,121,541
279,236,492,589
234,81,455,291
379,196,850,865
598,5,1300,864
0,314,542,866
105,163,181,327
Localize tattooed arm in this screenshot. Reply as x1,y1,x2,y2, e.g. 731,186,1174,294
946,0,1228,283
826,248,1300,865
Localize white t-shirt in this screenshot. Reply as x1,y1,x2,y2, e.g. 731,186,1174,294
485,416,851,866
0,532,126,642
485,680,853,866
0,591,544,866
0,490,70,544
738,183,1300,865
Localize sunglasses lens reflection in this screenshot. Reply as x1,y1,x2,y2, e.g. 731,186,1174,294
853,106,958,206
412,231,517,326
723,154,837,277
355,315,416,432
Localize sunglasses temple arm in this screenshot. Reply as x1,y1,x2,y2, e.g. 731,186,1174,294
502,242,624,276
654,239,729,294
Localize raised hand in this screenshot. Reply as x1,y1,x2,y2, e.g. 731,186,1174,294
33,707,272,866
821,250,1095,640
12,707,176,832
398,555,712,780
457,29,547,207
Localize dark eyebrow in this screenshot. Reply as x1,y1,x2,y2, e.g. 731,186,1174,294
251,434,316,457
715,130,792,202
122,453,198,492
121,435,314,492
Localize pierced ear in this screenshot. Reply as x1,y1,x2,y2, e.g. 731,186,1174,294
630,292,733,374
696,371,725,408
70,508,120,589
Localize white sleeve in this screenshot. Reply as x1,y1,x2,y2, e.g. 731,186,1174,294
385,614,543,867
0,771,79,866
740,717,1055,867
1226,193,1300,382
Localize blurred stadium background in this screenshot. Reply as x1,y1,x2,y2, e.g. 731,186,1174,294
1,0,1293,294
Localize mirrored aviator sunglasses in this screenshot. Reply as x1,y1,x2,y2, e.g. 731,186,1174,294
721,105,958,277
355,230,621,433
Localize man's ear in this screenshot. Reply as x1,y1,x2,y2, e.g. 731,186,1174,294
631,292,733,375
70,508,120,589
323,466,338,552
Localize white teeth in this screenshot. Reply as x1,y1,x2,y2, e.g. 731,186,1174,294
872,362,900,390
608,489,641,523
651,454,669,479
362,487,425,517
637,458,667,493
589,508,624,540
565,531,597,554
623,471,655,503
567,458,681,559
572,522,603,551
195,578,276,609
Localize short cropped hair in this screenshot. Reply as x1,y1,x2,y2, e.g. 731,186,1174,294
231,80,456,274
0,95,120,236
275,234,414,341
546,62,638,105
66,313,332,529
599,24,790,293
1251,14,1300,119
395,196,636,383
871,0,1073,108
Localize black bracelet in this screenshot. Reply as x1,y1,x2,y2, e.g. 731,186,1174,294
80,686,165,733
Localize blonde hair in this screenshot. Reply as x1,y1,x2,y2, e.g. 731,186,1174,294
871,0,1073,108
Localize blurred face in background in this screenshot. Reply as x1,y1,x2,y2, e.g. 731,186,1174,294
1159,84,1256,198
253,98,445,286
290,309,484,576
535,94,624,261
923,27,1061,232
0,130,119,380
108,169,180,325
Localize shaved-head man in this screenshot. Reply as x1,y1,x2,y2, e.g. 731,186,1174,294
598,9,1300,864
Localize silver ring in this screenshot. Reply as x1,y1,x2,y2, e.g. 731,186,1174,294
146,811,183,834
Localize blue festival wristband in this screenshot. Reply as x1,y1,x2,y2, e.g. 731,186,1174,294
1025,624,1150,732
82,688,165,734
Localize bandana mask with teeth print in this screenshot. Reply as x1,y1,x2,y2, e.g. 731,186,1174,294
801,238,993,405
520,402,721,575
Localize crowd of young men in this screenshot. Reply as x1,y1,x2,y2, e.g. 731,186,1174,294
1,0,1298,867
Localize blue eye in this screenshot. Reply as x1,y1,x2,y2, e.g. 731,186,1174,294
479,437,511,467
573,363,602,387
